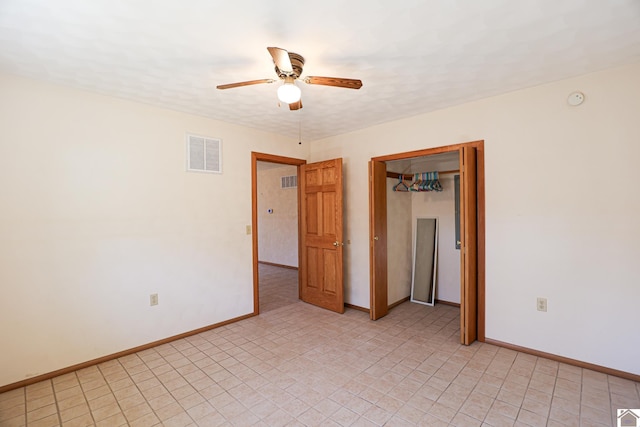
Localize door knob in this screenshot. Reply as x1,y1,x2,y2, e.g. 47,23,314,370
333,241,339,247
374,236,379,241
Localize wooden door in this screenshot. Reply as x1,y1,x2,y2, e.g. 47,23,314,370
460,146,478,345
299,159,344,313
369,160,388,320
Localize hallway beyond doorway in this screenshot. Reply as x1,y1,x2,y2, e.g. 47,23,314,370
259,263,299,313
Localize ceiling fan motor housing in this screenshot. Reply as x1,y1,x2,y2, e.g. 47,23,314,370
275,52,305,79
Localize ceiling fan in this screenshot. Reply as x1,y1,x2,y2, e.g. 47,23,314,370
216,47,363,111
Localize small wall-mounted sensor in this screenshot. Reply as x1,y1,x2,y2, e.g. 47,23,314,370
567,91,585,106
267,209,274,214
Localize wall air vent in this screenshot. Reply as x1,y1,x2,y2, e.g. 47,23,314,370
281,175,297,189
186,133,222,173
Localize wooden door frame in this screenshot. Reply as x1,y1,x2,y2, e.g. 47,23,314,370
369,140,485,341
251,152,306,315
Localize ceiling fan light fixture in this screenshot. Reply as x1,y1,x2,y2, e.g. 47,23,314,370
277,79,301,104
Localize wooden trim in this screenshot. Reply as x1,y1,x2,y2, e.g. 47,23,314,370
0,312,257,394
436,299,461,308
345,303,369,313
258,261,298,270
251,152,306,315
476,145,486,341
252,152,307,166
251,153,259,315
485,338,640,383
388,296,410,310
460,146,478,345
372,140,484,162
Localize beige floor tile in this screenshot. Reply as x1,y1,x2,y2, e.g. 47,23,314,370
87,392,117,412
483,410,516,427
418,413,449,426
192,411,226,427
178,392,206,411
122,401,154,423
54,385,84,404
0,402,25,421
0,414,26,427
59,402,90,422
117,392,146,411
60,411,93,427
428,401,457,423
90,401,122,422
27,413,59,427
26,403,57,423
516,408,547,426
549,406,579,427
106,376,134,391
128,411,160,427
25,387,53,402
451,411,483,427
52,378,79,394
331,407,359,426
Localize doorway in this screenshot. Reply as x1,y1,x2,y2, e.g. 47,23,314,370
251,152,306,314
369,140,485,344
252,153,347,315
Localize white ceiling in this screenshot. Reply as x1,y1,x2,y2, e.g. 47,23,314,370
1,0,639,142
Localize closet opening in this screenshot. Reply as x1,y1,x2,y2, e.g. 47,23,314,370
369,141,485,345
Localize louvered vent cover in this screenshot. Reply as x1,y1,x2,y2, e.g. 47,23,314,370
281,175,297,189
186,134,221,173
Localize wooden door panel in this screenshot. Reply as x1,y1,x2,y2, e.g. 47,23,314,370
306,247,319,289
305,168,319,186
300,159,344,313
306,194,318,234
323,250,338,294
460,146,478,345
323,166,337,184
369,160,388,320
323,193,336,235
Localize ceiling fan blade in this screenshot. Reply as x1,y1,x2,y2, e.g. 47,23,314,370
267,47,293,74
289,100,303,111
216,79,275,90
304,76,363,89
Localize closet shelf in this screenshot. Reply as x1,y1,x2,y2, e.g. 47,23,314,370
386,169,459,180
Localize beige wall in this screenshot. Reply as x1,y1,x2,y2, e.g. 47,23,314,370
309,63,640,375
257,165,298,267
0,73,306,387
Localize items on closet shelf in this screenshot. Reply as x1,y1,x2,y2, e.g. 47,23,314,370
393,172,443,192
411,172,442,192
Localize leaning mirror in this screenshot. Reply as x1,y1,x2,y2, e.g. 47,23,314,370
411,217,438,306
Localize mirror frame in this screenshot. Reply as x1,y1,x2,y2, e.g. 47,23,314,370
411,217,438,306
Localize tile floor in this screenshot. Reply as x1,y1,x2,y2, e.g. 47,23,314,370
1,264,639,427
256,264,300,314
